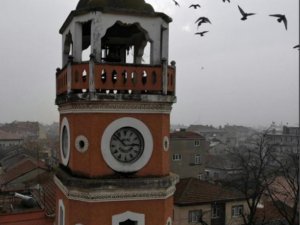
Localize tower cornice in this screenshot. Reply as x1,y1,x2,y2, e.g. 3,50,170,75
57,96,175,114
54,168,179,202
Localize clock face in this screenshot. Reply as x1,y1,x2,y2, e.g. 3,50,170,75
110,127,144,163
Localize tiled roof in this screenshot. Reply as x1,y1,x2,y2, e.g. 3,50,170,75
171,131,205,139
174,178,244,206
0,153,28,171
0,158,48,186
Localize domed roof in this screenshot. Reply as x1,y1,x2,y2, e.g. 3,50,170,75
76,0,154,14
60,0,172,34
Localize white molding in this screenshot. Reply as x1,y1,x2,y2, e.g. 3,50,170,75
60,117,70,166
75,135,89,153
54,176,176,203
59,102,172,115
166,217,172,225
58,199,65,225
101,117,153,173
163,136,170,152
112,211,145,225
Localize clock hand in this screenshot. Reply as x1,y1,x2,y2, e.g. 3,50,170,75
127,143,140,147
113,134,127,146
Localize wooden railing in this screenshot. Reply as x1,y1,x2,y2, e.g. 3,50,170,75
56,61,176,96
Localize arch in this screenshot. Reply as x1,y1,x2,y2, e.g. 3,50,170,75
101,21,152,64
58,199,65,225
112,211,145,225
63,31,73,65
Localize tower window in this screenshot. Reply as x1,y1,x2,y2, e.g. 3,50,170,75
120,220,137,225
81,21,91,61
58,200,65,225
102,21,151,64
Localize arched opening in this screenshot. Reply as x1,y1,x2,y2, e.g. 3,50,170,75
101,21,152,64
81,21,91,61
120,220,137,225
112,211,144,225
63,31,73,65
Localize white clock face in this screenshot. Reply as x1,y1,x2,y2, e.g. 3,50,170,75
101,117,153,173
110,127,144,163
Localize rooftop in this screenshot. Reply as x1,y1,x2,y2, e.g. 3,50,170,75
76,0,154,13
170,131,205,139
0,130,23,140
174,178,244,206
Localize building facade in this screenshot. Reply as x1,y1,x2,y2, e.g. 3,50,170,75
54,1,178,224
174,178,249,225
0,130,23,149
266,126,300,155
170,130,209,179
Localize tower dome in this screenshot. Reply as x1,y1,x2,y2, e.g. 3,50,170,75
75,0,155,14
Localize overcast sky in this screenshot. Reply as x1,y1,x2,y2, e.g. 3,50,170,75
0,0,298,127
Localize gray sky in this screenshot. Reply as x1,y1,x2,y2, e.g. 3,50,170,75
0,0,298,127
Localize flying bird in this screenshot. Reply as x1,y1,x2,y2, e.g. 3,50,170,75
189,4,201,9
195,31,208,37
222,0,230,3
195,17,211,27
293,44,299,50
172,0,180,7
238,5,255,20
269,14,287,30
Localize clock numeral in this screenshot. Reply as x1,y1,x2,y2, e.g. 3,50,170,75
113,150,118,154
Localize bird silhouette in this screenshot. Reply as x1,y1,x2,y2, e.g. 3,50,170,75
172,0,180,7
293,44,299,50
195,17,211,27
222,0,230,3
269,14,287,30
195,31,208,36
189,4,201,9
238,5,255,20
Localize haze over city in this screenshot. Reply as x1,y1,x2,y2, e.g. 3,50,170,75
0,0,298,127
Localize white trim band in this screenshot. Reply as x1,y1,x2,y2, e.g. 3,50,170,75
54,176,176,203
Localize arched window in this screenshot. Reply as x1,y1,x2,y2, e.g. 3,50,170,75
112,211,145,225
101,21,151,64
58,200,65,225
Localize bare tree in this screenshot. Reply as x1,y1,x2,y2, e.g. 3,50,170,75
265,149,299,225
223,131,276,225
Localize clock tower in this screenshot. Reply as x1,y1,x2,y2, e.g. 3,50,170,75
54,0,178,224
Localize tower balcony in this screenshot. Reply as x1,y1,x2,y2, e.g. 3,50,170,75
56,57,176,102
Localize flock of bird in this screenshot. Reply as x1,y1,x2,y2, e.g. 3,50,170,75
171,0,299,49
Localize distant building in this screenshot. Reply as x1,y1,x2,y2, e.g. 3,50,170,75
0,130,23,149
266,126,300,155
173,178,249,225
0,121,40,140
188,125,226,142
204,154,242,182
188,124,256,148
170,130,209,179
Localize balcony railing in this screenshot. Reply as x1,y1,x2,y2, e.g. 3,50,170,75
56,58,176,96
